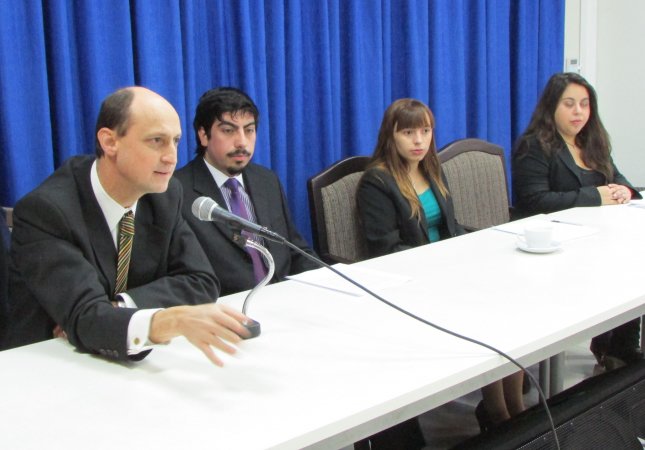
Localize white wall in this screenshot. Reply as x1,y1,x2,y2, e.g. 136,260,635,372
565,0,645,186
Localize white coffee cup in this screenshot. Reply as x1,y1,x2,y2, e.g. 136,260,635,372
523,222,553,248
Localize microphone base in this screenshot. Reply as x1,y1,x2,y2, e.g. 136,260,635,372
242,319,261,339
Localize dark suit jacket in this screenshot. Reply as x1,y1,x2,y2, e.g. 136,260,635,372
174,158,318,296
512,135,641,216
357,167,464,258
1,156,219,360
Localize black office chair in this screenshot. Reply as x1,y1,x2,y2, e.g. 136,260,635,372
2,206,12,232
438,138,511,231
307,156,370,264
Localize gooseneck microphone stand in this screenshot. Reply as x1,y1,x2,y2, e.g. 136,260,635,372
229,232,275,339
240,237,275,315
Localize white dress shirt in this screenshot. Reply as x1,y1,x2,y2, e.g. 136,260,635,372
90,161,158,355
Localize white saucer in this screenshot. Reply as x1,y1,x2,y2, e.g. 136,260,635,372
516,237,561,254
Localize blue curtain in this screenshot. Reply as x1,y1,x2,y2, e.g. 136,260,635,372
0,0,564,243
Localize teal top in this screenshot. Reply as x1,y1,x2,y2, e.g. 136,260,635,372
418,188,441,242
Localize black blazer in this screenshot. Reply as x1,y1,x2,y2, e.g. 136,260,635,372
1,156,219,360
512,135,641,216
174,158,318,296
357,167,464,258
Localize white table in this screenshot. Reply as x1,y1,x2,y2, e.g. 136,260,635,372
1,205,644,450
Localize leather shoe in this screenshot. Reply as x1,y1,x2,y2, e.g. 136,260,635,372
602,348,643,371
475,401,493,433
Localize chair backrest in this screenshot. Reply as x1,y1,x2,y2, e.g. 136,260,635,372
0,208,9,241
438,138,510,231
2,207,13,232
307,156,370,264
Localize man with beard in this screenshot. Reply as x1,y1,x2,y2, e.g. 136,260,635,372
174,87,317,296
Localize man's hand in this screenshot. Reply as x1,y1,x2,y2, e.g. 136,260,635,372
149,304,252,366
52,324,67,340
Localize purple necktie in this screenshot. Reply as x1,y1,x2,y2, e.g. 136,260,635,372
224,178,268,283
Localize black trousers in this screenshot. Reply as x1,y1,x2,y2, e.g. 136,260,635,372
591,318,642,362
355,417,425,450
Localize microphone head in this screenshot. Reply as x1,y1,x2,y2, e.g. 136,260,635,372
192,196,217,220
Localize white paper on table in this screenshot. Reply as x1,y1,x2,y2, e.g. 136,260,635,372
628,198,645,209
627,190,645,208
286,263,411,297
492,215,548,236
492,215,599,242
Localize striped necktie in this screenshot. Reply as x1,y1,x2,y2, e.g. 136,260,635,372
224,178,268,283
115,210,134,296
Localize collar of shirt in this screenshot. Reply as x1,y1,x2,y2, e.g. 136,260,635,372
90,160,138,248
203,157,245,190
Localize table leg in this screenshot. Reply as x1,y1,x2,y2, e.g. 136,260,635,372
539,359,550,397
549,352,565,395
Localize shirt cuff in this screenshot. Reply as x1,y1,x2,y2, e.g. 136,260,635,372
127,308,161,355
117,292,138,308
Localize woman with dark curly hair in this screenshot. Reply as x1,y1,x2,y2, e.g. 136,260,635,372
512,72,643,370
513,72,640,213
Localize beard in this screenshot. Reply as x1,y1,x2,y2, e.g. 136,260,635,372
226,166,244,176
225,148,252,176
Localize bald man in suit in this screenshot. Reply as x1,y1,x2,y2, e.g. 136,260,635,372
2,87,252,365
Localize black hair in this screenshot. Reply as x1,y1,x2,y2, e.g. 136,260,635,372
515,72,613,179
94,88,135,157
193,87,259,156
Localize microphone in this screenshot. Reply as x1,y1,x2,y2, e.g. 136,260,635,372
191,196,284,243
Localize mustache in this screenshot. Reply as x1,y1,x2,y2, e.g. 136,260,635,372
227,149,251,157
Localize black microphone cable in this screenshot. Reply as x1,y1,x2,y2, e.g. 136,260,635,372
278,238,562,450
